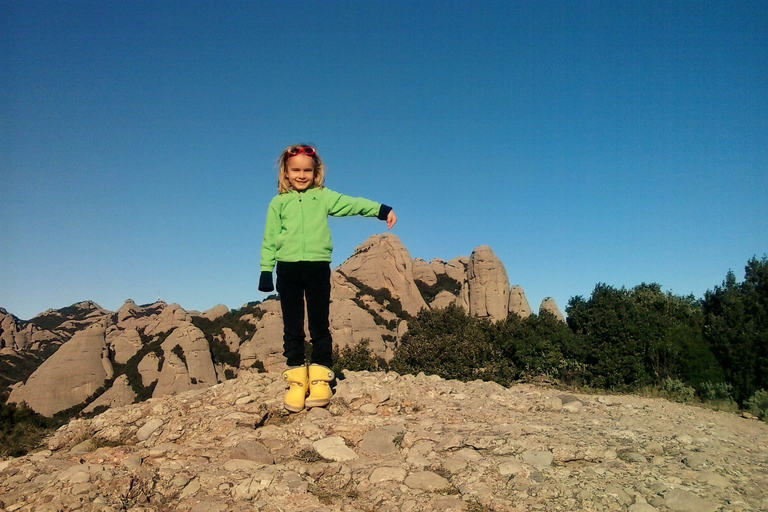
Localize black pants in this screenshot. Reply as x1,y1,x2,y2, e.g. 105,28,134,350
276,261,333,367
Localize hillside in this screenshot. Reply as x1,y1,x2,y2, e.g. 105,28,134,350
1,370,766,511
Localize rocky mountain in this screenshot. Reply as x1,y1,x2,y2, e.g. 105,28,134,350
2,234,565,418
1,369,766,511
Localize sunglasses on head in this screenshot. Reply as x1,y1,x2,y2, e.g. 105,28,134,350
286,145,316,157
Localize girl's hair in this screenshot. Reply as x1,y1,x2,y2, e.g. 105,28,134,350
277,144,325,193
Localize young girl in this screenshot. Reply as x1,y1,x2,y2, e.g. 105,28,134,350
258,144,397,412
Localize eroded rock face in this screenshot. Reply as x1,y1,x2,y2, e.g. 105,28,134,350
539,297,565,322
466,246,510,322
412,258,437,286
7,323,113,416
154,324,218,397
336,234,427,318
3,371,763,512
509,285,532,319
0,308,59,354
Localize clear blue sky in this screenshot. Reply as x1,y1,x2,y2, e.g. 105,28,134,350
2,1,766,320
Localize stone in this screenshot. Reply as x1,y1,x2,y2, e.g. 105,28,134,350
370,466,407,483
313,436,358,462
358,426,402,456
229,440,274,465
663,488,719,512
136,418,164,441
522,450,554,467
404,471,451,491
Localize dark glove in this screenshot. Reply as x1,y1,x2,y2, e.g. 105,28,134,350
258,271,274,292
377,204,393,220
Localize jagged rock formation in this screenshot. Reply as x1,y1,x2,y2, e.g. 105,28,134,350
508,285,532,318
540,297,565,322
0,308,59,355
466,245,511,322
7,323,113,417
336,233,428,317
1,370,765,511
2,234,565,417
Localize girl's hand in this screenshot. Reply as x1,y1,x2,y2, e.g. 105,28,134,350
386,210,397,229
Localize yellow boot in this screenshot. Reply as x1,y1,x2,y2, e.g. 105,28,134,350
305,364,335,408
281,365,308,412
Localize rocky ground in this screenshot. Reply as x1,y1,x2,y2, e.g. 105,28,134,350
1,370,766,512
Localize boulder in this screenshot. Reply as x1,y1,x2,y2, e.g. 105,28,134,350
508,285,532,318
81,375,136,414
239,300,285,372
107,327,143,364
539,297,565,322
330,298,389,360
429,257,468,285
201,304,229,321
153,324,219,397
8,323,113,416
412,258,437,286
429,290,459,311
466,246,510,322
144,303,191,336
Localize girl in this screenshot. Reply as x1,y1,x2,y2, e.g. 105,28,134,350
258,144,397,412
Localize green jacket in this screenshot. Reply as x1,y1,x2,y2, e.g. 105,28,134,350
260,187,389,272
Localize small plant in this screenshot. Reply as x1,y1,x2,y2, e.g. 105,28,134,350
332,339,387,373
295,448,328,463
698,381,736,407
744,389,768,421
661,378,696,403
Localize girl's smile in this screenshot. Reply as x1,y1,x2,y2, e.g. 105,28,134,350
285,154,315,191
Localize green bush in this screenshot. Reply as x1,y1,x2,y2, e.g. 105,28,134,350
390,304,513,385
0,401,58,457
660,378,696,403
744,389,768,420
332,339,387,373
698,381,735,404
415,274,462,304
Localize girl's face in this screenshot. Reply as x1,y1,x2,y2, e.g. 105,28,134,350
285,154,316,191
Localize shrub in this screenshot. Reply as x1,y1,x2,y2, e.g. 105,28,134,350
390,304,513,384
332,339,387,374
698,381,735,404
415,274,462,304
744,389,768,421
0,401,58,457
660,378,696,403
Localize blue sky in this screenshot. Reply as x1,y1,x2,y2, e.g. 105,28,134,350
2,1,766,320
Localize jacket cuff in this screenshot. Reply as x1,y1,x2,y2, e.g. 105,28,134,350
258,271,274,293
377,204,392,221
